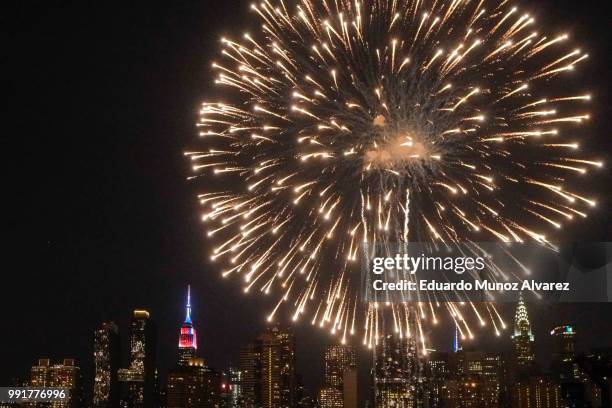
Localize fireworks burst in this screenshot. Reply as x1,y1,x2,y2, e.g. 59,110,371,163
186,0,600,351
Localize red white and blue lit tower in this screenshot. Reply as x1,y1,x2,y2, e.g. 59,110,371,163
178,285,198,366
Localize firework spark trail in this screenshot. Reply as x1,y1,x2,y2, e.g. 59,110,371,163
187,0,600,352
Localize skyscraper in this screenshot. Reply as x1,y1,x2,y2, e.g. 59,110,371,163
551,325,576,364
550,325,580,386
93,321,121,407
508,297,566,408
324,345,357,389
167,357,221,408
118,310,157,408
227,366,243,408
373,321,421,408
178,285,197,366
549,325,602,406
166,286,221,408
450,351,506,408
511,293,535,375
261,326,297,408
30,358,82,408
320,345,357,408
425,351,450,407
239,341,261,407
239,325,297,408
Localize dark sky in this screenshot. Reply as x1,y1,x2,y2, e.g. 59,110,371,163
3,0,612,401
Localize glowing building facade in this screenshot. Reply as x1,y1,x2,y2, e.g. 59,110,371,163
167,357,221,408
228,366,243,407
373,323,421,408
239,326,297,408
30,358,81,408
449,351,505,408
320,345,357,408
93,322,120,407
324,345,357,389
118,310,157,408
425,351,450,407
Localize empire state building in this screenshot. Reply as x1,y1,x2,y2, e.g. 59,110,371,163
178,285,198,366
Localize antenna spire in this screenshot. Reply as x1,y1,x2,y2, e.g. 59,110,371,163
185,284,192,324
453,322,462,353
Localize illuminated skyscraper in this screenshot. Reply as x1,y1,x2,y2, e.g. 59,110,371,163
239,341,261,407
227,366,243,408
324,345,357,389
425,351,450,407
30,359,51,388
373,316,421,408
511,293,535,375
178,285,197,366
167,357,221,408
450,351,505,408
30,358,82,408
261,326,297,407
118,310,157,408
166,286,221,407
239,326,297,408
93,322,121,407
320,345,357,408
508,296,565,407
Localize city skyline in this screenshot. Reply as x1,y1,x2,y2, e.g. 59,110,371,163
3,285,612,407
3,286,610,380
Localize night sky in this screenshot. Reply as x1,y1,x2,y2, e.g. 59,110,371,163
4,0,612,401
